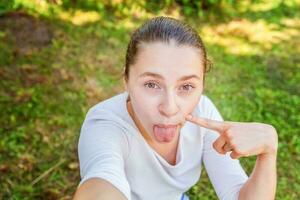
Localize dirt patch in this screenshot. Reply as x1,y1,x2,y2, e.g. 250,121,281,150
0,11,53,55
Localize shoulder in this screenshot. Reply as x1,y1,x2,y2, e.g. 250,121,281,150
194,94,224,122
196,95,223,121
82,91,132,129
88,91,127,116
197,96,224,143
198,95,215,112
79,110,130,160
80,108,130,146
81,92,129,130
80,98,130,148
79,93,131,153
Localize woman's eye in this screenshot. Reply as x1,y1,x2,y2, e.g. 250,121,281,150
144,82,160,89
180,84,194,91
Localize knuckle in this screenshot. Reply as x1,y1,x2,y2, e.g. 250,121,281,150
213,144,224,154
212,141,218,149
228,140,236,149
224,131,234,140
217,148,224,154
214,147,222,154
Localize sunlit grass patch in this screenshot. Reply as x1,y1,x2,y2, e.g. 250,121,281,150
0,0,299,199
201,18,300,55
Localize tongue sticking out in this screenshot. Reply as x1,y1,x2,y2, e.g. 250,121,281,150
153,125,177,143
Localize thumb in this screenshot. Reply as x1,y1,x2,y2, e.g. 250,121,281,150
230,151,241,159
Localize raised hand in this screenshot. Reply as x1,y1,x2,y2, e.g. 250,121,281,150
186,114,278,159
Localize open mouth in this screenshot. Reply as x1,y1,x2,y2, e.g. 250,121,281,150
153,124,178,143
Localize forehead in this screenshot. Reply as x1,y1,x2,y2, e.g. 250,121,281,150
132,41,204,79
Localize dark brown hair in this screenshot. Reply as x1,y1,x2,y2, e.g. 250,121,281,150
123,16,211,82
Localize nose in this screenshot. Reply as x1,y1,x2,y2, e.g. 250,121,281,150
158,92,180,118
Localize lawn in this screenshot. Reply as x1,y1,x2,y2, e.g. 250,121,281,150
0,0,299,199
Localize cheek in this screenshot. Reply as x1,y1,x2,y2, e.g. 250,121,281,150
179,94,201,116
130,97,157,135
130,91,158,121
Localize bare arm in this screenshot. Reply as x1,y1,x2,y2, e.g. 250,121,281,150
186,115,278,199
73,178,127,200
238,152,277,200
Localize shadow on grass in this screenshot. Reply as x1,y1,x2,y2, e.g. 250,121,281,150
0,2,299,199
0,10,132,199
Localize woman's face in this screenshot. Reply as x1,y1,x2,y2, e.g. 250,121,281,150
125,41,204,144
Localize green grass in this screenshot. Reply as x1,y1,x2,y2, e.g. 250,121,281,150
0,1,299,199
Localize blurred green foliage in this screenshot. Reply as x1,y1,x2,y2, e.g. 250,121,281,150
0,0,299,199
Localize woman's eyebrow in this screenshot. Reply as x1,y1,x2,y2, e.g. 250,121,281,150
139,72,201,81
139,72,163,79
179,75,201,81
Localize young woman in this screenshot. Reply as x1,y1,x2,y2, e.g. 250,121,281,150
73,16,278,200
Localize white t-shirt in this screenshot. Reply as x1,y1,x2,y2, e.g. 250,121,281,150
78,91,248,200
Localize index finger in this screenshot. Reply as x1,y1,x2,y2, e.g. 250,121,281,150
186,114,228,133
